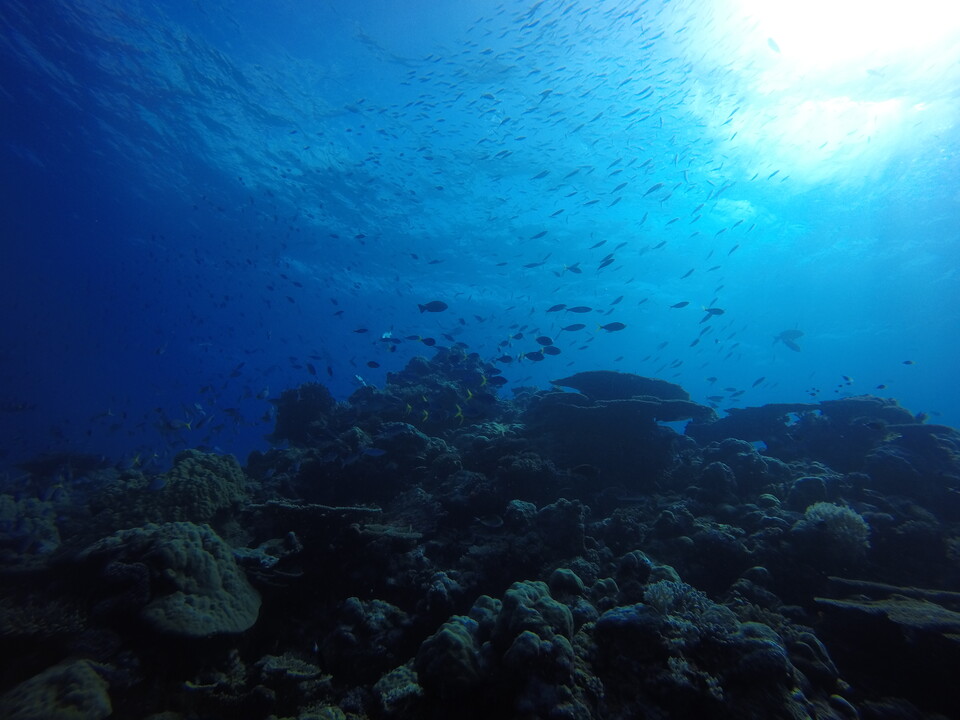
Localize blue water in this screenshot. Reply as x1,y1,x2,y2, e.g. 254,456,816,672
2,0,959,473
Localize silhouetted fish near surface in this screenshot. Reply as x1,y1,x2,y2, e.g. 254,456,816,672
560,323,586,332
418,301,448,313
566,306,592,313
670,301,690,308
599,322,626,332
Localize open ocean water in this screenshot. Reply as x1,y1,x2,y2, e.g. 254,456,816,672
1,1,959,718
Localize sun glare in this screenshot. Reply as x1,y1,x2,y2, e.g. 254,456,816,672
712,0,960,184
741,0,960,69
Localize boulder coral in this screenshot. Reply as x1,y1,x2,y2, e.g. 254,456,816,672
80,521,261,637
0,659,112,720
156,449,247,525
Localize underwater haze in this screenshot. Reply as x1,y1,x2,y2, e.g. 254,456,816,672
3,1,960,719
2,0,958,468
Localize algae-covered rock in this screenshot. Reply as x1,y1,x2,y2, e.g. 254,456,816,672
415,615,484,698
81,450,247,539
81,521,260,637
686,402,818,445
594,580,814,719
0,659,111,720
374,663,424,717
0,494,60,571
493,580,574,649
815,591,960,717
321,597,412,682
524,395,693,490
268,382,337,446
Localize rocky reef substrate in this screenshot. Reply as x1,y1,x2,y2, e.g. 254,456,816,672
2,352,959,719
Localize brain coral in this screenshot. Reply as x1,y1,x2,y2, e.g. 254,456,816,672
81,521,261,637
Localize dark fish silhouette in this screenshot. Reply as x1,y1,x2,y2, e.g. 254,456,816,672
774,329,803,352
418,301,448,313
773,330,803,352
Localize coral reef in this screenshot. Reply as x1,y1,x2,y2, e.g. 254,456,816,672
0,659,112,720
79,521,261,637
2,352,959,718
